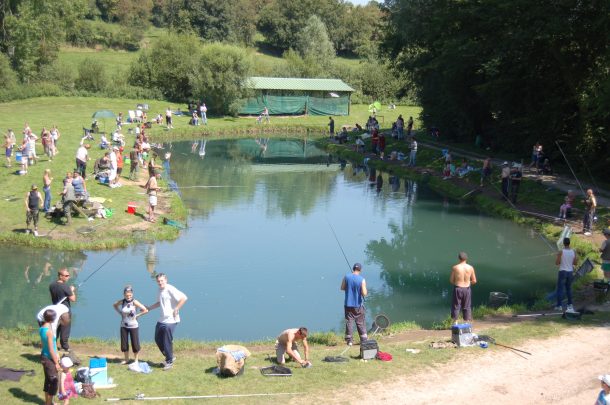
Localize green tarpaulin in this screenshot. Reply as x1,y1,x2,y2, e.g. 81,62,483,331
239,94,350,116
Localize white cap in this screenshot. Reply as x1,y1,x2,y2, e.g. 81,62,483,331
60,357,73,368
600,375,610,386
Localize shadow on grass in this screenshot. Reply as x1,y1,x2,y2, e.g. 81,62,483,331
8,388,43,404
21,353,40,364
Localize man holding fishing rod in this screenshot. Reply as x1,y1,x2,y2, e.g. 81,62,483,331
340,263,368,346
49,269,76,352
450,252,477,325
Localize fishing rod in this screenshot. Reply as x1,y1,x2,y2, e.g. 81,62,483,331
327,220,352,272
107,392,303,402
77,250,122,288
554,140,586,196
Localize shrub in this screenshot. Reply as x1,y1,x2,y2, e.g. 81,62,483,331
75,58,108,92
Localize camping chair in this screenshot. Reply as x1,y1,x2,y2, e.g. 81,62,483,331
136,110,144,121
573,258,594,282
128,110,141,123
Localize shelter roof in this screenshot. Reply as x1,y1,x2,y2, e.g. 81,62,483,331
247,77,355,92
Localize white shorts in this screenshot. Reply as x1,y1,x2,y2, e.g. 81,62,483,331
149,195,157,207
275,341,300,364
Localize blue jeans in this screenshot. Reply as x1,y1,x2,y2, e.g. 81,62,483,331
43,186,51,212
155,322,177,363
556,271,573,307
409,150,417,166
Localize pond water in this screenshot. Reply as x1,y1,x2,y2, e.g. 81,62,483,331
1,138,558,342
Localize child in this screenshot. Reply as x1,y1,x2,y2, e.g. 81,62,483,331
113,285,148,364
58,356,78,404
559,195,572,219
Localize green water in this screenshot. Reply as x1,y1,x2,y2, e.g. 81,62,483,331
0,138,557,341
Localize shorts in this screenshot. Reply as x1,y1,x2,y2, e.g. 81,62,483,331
41,355,58,395
451,286,472,321
275,341,299,364
5,147,11,157
117,167,123,175
149,195,157,207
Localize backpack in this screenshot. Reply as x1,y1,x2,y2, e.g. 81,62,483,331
80,383,98,399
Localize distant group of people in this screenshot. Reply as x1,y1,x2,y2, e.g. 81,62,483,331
4,124,61,175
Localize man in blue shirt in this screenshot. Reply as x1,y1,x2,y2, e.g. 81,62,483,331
340,263,368,345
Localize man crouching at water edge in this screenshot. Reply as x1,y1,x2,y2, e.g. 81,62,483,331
146,273,187,371
450,252,477,325
276,327,311,368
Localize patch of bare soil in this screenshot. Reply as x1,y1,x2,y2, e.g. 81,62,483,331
302,325,610,404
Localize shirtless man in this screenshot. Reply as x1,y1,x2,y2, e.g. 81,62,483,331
275,327,311,367
449,252,477,325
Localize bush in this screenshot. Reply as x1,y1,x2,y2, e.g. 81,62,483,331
75,58,108,92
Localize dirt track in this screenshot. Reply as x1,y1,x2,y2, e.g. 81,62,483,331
307,324,610,404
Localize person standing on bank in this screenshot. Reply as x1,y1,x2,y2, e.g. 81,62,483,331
49,268,76,352
449,252,477,325
500,161,510,199
340,263,368,346
328,117,335,139
39,309,60,405
600,228,610,282
25,184,42,236
555,237,578,313
146,273,187,370
113,285,148,364
583,188,597,236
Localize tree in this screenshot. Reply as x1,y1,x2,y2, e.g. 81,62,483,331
75,58,107,92
382,0,610,173
295,15,335,67
192,43,254,115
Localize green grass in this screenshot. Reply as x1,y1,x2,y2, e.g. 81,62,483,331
58,46,137,77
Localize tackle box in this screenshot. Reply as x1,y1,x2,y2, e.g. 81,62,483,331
360,339,378,360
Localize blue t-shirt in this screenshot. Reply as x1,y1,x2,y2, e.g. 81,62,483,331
39,326,57,359
597,390,609,405
344,273,365,308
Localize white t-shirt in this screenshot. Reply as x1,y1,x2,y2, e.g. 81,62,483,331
76,146,88,161
36,304,69,337
158,284,187,324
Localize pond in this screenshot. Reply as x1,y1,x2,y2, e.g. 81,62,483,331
1,138,558,342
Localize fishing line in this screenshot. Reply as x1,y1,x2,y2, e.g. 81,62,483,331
327,220,352,272
554,141,585,196
77,250,121,288
580,156,601,196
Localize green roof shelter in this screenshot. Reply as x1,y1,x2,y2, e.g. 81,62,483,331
239,77,355,116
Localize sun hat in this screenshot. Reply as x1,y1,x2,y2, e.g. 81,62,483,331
599,375,610,386
60,357,73,368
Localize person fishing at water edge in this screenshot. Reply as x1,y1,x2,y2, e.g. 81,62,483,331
275,327,311,368
555,237,578,313
583,189,597,236
340,263,368,345
146,273,187,371
449,252,477,325
49,269,76,352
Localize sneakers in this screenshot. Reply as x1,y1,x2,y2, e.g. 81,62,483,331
163,362,173,371
33,230,38,237
162,356,176,366
566,305,576,313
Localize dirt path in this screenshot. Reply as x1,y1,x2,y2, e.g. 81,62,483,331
308,325,610,404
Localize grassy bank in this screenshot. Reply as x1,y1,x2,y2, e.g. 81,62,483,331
3,312,609,404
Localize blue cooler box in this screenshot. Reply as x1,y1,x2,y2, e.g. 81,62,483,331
89,357,108,386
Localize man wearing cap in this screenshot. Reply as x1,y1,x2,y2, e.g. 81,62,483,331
450,252,477,325
25,184,42,236
340,263,368,345
501,162,510,198
600,228,610,282
597,375,610,405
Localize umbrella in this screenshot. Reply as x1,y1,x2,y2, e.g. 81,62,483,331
92,110,117,133
368,101,382,113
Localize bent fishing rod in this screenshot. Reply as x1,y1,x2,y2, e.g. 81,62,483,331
327,220,352,272
554,140,586,196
